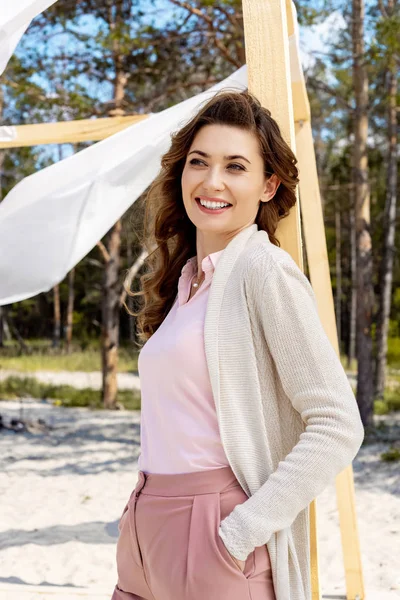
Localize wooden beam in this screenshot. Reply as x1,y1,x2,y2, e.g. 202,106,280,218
336,465,365,600
295,120,338,347
0,115,148,148
242,2,320,599
286,0,311,123
242,0,303,270
295,118,365,600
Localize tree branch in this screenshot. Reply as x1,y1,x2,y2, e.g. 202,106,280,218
307,77,353,112
97,241,110,263
141,76,219,111
214,6,243,30
378,0,389,17
168,0,213,25
212,36,242,68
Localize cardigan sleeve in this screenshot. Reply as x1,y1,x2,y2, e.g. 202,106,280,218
218,251,365,561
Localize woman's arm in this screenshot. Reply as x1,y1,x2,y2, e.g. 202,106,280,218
219,250,365,561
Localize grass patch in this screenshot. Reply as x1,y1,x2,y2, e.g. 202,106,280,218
0,344,138,373
381,447,400,462
374,400,390,415
0,376,141,410
340,354,357,373
387,337,400,370
384,388,400,411
374,388,400,415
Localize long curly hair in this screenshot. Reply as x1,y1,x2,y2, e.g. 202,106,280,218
125,90,299,346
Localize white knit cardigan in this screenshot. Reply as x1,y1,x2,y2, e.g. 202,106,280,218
204,223,365,600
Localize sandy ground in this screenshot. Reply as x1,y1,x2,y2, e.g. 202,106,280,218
0,398,399,600
0,369,355,393
0,370,141,391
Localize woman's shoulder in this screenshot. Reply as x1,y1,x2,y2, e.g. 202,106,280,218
240,233,314,297
241,232,301,274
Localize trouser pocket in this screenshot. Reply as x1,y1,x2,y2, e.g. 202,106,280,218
216,488,256,579
117,490,143,569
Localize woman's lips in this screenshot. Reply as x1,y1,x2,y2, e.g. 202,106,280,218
195,197,232,214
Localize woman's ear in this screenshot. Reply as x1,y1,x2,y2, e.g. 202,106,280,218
260,174,281,203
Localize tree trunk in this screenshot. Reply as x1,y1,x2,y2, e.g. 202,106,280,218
8,314,28,353
101,0,127,408
52,285,61,348
348,197,357,369
0,306,4,347
352,0,374,427
335,196,342,353
126,232,136,344
66,268,75,353
101,220,122,408
2,309,11,342
375,54,398,398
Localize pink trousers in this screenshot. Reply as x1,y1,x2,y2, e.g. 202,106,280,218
111,465,276,600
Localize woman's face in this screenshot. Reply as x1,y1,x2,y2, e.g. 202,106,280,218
181,124,278,237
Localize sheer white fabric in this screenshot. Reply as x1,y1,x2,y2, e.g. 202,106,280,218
0,1,305,306
0,0,58,75
0,66,247,305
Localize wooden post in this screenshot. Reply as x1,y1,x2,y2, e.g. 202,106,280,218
241,0,319,598
295,117,365,600
295,120,338,342
288,0,365,597
242,0,303,268
0,115,148,148
243,1,365,599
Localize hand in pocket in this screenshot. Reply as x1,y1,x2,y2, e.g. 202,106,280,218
227,550,246,572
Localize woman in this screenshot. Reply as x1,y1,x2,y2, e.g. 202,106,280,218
111,90,364,600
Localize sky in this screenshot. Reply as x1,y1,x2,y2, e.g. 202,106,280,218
6,1,349,164
299,11,347,70
13,1,348,97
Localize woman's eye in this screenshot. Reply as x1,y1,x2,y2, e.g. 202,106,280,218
228,163,245,171
188,159,245,171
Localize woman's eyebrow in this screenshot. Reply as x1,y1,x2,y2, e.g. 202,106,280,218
188,149,251,164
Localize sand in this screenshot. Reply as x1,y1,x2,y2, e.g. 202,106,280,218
0,398,399,600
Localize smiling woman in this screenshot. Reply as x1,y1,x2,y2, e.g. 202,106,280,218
181,124,281,243
115,91,301,600
125,90,299,342
114,89,364,600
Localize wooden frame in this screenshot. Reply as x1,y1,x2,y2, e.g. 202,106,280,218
1,2,364,598
0,115,148,148
242,2,364,599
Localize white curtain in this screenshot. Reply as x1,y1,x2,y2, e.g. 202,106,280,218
0,66,247,305
0,0,58,75
0,2,305,306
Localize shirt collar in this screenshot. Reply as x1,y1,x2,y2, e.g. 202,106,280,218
181,248,224,281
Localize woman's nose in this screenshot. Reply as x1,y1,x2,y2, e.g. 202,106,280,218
203,167,225,191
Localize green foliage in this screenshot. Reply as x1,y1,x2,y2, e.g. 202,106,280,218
375,12,400,59
380,447,400,462
294,0,337,25
374,399,389,415
0,376,141,410
383,386,400,412
387,338,400,369
0,343,138,372
375,383,400,414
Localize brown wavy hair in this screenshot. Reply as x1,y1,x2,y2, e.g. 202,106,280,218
124,89,299,346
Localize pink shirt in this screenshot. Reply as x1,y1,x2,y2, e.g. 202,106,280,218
137,249,230,474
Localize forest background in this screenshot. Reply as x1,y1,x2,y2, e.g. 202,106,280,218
0,0,399,433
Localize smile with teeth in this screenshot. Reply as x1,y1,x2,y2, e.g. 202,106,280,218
196,198,232,210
